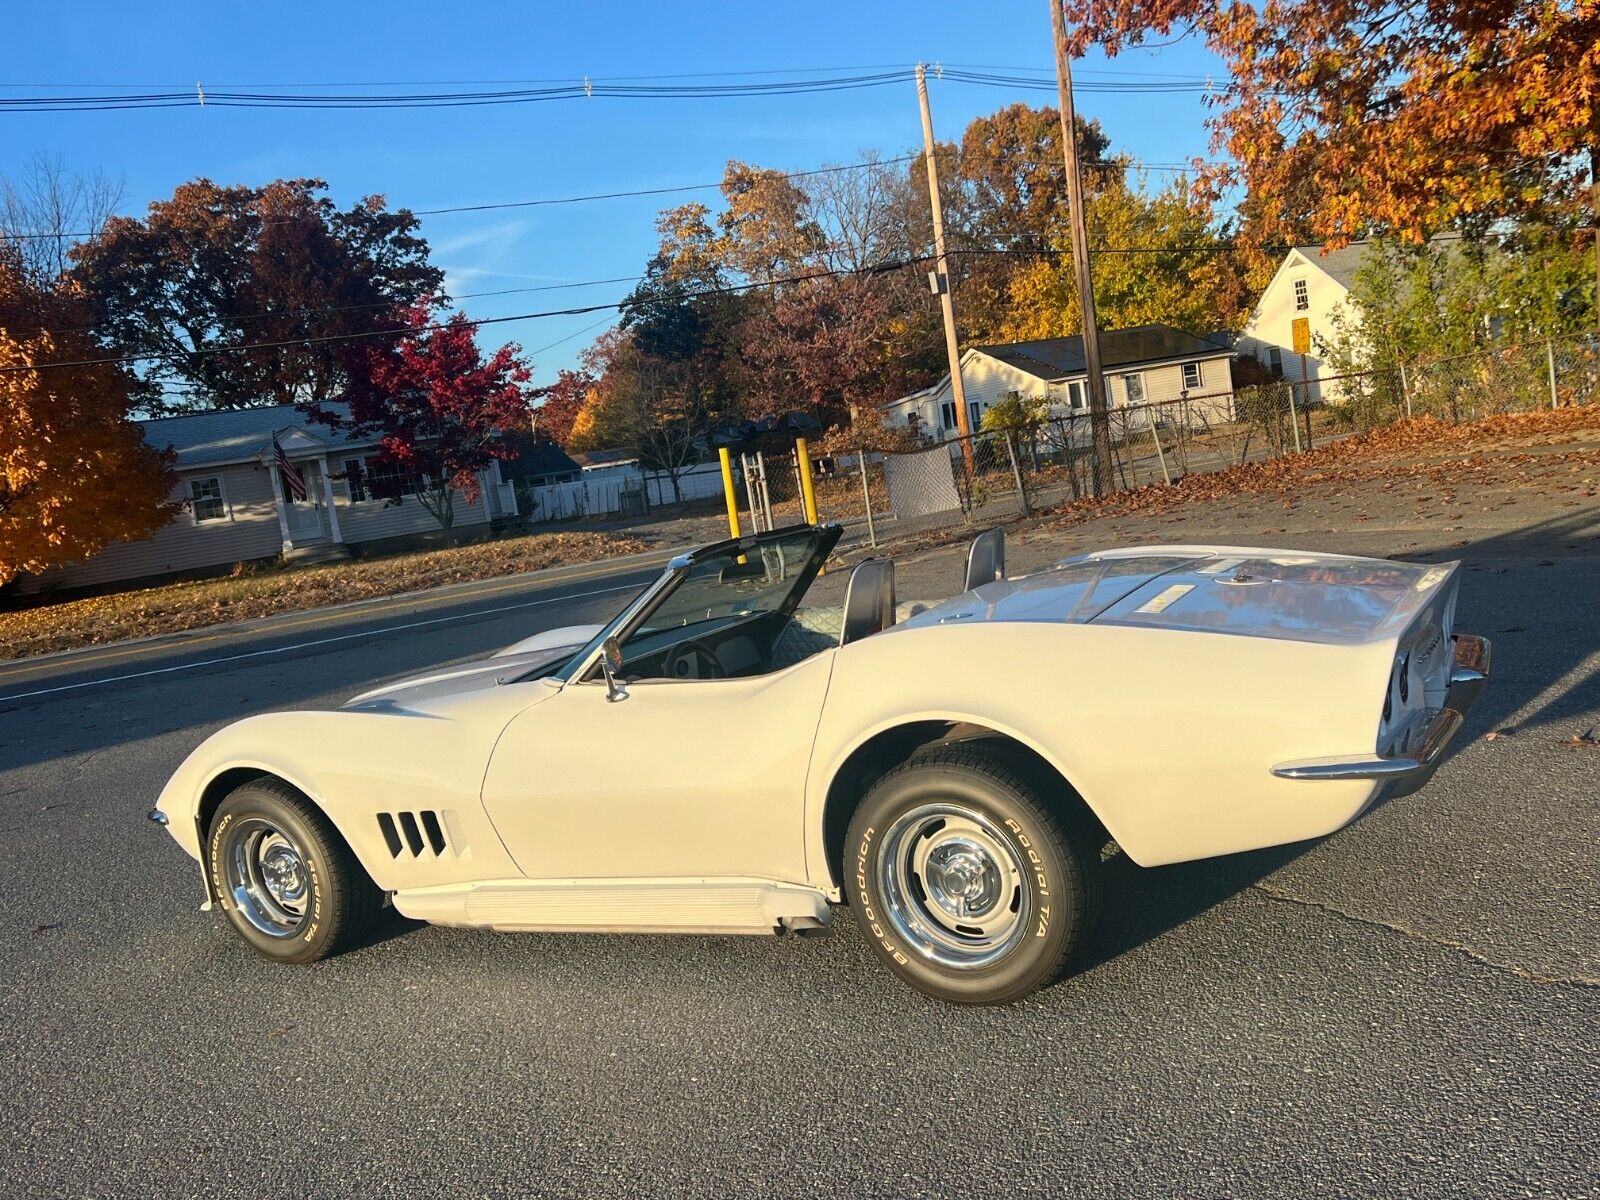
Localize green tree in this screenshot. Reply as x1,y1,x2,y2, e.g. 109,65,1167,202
1323,232,1595,425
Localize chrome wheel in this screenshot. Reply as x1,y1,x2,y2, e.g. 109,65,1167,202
876,803,1031,969
224,818,310,938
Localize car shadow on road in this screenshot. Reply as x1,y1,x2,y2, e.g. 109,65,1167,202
1052,504,1600,987
1057,842,1304,987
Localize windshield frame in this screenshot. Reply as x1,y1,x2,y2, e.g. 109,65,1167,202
556,522,841,685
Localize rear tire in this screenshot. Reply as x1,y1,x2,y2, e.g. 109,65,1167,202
207,778,382,963
843,742,1101,1005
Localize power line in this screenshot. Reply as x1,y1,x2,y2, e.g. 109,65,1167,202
0,250,950,376
0,62,1219,88
0,65,1237,113
2,149,1226,242
0,153,927,240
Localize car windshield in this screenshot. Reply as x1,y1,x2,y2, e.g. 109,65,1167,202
638,526,826,635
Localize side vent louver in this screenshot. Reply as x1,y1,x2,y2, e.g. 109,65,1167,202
377,810,452,858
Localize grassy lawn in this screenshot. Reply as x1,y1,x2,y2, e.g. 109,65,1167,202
0,529,649,662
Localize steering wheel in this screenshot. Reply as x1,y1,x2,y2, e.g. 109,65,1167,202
664,638,727,680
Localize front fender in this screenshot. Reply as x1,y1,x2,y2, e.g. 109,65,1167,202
155,690,542,892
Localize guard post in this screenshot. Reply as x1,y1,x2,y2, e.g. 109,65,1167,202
717,446,741,540
795,436,820,525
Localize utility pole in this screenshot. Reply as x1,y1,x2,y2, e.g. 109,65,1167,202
1048,1,1114,497
1591,144,1599,335
915,63,975,476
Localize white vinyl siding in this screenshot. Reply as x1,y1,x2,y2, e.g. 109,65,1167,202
23,463,284,592
883,347,1236,433
334,462,491,544
1238,249,1360,403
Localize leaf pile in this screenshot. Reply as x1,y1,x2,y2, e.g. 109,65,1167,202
1045,410,1600,529
0,530,649,662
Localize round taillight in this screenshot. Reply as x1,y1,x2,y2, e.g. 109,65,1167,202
1398,654,1410,703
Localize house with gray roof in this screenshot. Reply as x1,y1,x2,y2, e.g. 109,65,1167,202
1238,236,1466,404
1236,243,1376,405
883,323,1237,436
21,403,521,593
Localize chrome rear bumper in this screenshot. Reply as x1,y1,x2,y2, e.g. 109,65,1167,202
1271,634,1491,799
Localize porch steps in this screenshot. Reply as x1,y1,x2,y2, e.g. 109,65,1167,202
283,542,352,566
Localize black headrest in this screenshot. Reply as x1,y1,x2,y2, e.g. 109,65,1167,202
963,528,1006,591
841,558,896,646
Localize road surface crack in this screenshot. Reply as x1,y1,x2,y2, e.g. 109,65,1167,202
1251,881,1600,989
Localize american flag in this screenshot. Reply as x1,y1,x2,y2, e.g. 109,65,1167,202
273,433,307,501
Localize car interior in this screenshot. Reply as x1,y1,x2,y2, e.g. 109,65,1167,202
608,527,1007,684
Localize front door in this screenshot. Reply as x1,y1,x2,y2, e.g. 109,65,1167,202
480,654,834,883
280,462,326,541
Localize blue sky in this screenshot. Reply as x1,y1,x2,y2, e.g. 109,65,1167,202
6,1,1229,382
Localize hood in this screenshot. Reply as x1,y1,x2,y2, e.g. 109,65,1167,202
343,643,584,711
899,546,1455,647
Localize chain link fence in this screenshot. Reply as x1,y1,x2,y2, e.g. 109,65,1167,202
802,331,1599,545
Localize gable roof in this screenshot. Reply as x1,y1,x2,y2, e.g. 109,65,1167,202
1290,242,1370,290
1288,233,1464,292
518,440,583,478
139,403,371,470
970,323,1233,383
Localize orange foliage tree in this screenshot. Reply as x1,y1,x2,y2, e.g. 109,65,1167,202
1070,1,1600,248
0,254,176,588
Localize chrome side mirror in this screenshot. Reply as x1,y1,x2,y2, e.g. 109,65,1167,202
599,636,628,703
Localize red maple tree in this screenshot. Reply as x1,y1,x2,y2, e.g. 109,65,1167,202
527,367,593,448
311,303,532,544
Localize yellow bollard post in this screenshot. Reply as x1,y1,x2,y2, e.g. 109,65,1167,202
717,446,742,540
795,437,820,526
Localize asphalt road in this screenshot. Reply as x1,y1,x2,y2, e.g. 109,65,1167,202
1,510,1597,1198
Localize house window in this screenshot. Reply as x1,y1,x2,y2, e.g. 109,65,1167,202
940,401,956,431
1121,373,1146,407
1181,362,1202,390
1268,347,1283,374
343,458,367,502
188,476,228,523
1067,380,1086,410
347,456,428,501
1293,278,1309,311
968,400,982,432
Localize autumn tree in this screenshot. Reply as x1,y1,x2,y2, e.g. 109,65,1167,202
0,251,176,588
994,173,1250,340
71,179,442,412
528,367,593,448
590,244,745,495
308,303,531,545
1071,0,1600,258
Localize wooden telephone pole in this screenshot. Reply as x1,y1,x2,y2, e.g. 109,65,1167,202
1048,0,1114,496
915,64,975,475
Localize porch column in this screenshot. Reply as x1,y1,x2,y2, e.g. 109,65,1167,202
264,456,294,552
318,458,344,544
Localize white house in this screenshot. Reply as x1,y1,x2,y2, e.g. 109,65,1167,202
1236,242,1376,404
884,324,1237,435
20,403,520,594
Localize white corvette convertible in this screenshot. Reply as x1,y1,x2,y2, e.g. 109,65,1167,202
152,523,1489,1004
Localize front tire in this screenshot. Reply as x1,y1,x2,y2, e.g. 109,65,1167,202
207,778,381,963
844,742,1101,1005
